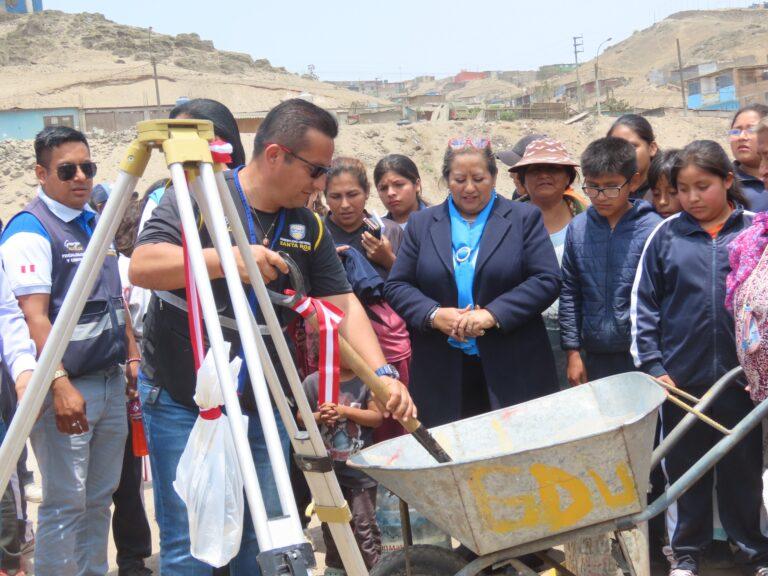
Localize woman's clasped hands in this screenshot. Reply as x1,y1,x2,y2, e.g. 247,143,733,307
433,305,496,341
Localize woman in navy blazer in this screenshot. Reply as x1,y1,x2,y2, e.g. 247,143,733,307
384,139,561,427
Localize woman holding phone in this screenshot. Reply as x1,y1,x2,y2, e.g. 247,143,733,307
324,157,403,278
323,157,411,442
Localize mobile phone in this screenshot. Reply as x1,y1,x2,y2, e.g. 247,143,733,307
363,217,382,239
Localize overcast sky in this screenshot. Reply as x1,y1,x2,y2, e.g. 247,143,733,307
46,0,754,81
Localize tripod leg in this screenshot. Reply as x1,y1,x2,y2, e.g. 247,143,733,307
167,163,278,553
212,170,370,575
0,168,142,497
194,165,305,541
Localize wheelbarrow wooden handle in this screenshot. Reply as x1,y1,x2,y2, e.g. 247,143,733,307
653,378,731,435
653,379,701,404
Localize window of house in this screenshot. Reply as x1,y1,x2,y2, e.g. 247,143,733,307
44,115,74,128
716,74,734,90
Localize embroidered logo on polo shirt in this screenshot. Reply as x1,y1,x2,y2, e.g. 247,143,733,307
63,239,86,263
289,224,306,240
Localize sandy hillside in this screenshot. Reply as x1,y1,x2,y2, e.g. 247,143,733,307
596,9,768,80
0,7,752,224
0,10,389,111
425,8,768,109
560,9,768,106
0,113,734,224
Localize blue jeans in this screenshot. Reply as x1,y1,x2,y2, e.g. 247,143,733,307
139,378,290,575
31,368,128,576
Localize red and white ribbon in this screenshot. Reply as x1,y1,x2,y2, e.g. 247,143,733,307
210,139,233,166
182,232,206,371
182,235,224,422
290,293,344,405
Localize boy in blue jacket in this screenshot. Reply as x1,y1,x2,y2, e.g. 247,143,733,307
559,137,662,385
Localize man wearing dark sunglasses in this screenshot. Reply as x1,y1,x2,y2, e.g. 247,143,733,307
130,99,415,573
0,126,140,576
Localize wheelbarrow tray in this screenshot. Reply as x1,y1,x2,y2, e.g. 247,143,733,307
349,372,665,556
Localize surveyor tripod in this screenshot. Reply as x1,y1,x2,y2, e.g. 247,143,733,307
0,119,376,575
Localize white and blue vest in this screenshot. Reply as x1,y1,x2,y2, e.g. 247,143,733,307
22,196,126,376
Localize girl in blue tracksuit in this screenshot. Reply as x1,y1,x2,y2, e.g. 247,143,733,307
631,140,768,576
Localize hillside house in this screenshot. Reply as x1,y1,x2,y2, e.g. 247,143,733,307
0,0,43,13
0,107,80,139
561,77,626,99
686,64,768,111
454,71,489,84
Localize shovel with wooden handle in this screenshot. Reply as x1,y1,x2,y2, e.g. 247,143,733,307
268,253,453,464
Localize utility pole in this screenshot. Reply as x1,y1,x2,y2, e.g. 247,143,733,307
676,38,688,116
148,27,161,108
595,37,612,117
573,35,584,111
595,61,601,116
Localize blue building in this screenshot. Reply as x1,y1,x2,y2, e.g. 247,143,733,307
686,65,768,111
1,0,43,13
0,107,80,140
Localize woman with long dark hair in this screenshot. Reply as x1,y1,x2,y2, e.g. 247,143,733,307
171,98,246,168
374,154,427,228
608,114,659,201
728,103,768,211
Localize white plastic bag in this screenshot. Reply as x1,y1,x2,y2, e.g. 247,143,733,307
174,345,245,567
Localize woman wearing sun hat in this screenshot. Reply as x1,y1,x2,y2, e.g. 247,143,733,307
384,137,561,427
509,138,587,388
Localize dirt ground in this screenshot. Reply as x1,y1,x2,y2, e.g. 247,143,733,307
18,443,742,575
0,113,735,226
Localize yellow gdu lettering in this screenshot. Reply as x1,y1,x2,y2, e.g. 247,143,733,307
468,461,639,534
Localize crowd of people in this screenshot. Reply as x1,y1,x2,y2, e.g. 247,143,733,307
0,96,764,576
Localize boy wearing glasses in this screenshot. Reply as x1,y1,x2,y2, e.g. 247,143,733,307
559,137,661,385
0,126,140,576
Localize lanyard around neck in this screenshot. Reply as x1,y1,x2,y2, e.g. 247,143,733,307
233,165,285,250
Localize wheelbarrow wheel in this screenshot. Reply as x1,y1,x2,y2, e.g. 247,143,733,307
371,545,468,576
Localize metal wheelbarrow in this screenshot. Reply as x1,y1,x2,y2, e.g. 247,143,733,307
349,370,768,575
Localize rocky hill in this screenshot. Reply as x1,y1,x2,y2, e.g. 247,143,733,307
0,10,278,74
424,8,768,110
0,10,387,111
597,9,768,81
559,8,768,109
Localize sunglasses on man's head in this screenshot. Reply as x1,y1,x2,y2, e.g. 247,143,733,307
55,162,98,181
448,137,491,150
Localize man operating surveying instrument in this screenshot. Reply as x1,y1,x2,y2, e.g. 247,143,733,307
0,100,435,576
129,99,419,574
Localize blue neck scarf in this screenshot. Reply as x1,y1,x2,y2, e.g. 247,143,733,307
447,192,497,355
